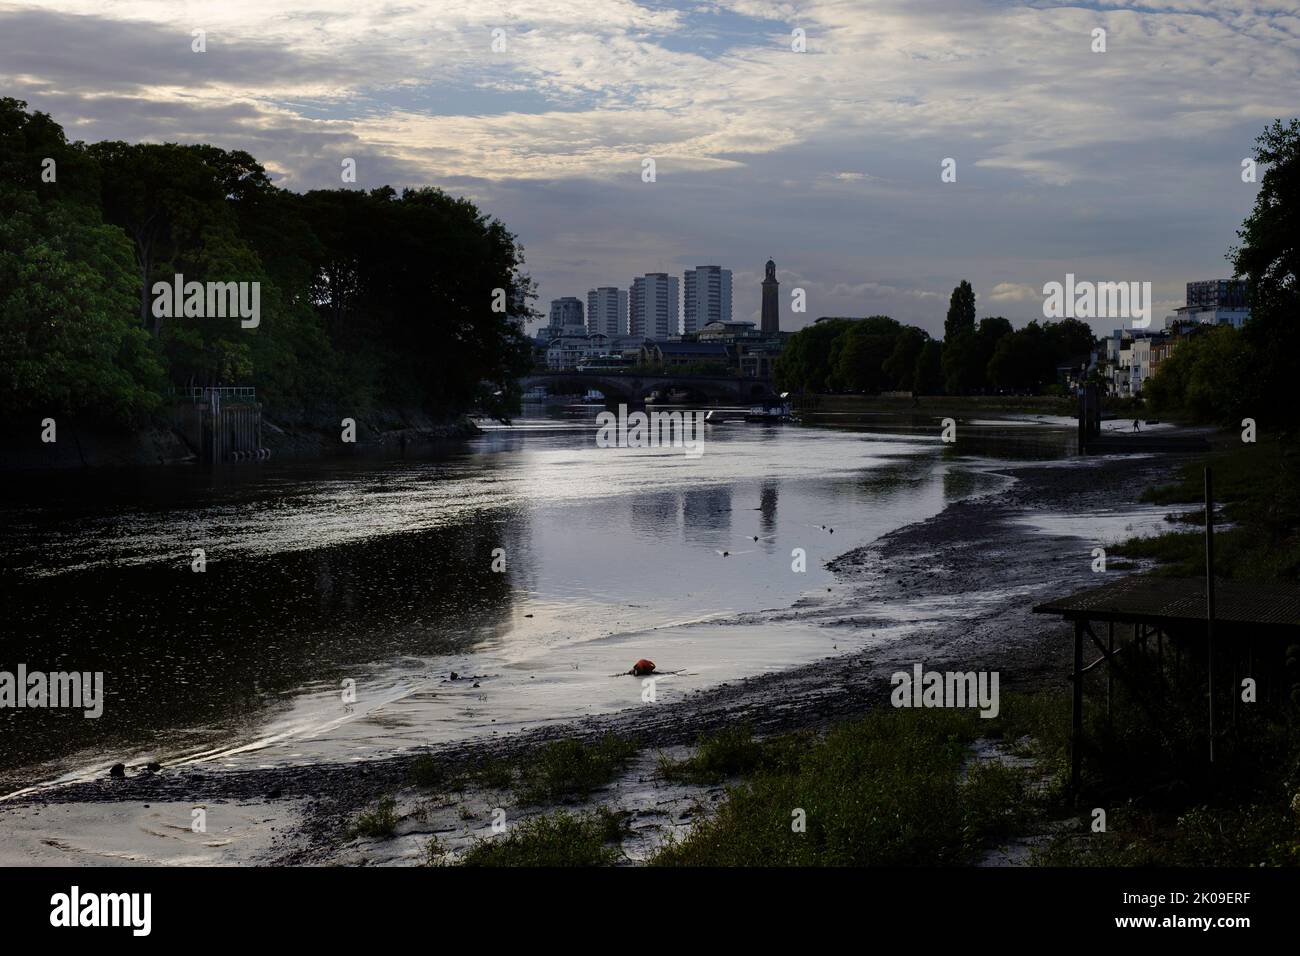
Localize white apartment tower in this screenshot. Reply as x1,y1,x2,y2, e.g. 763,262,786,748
683,265,732,333
629,273,679,340
586,287,628,336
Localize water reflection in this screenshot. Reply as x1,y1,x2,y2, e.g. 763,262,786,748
0,408,1074,788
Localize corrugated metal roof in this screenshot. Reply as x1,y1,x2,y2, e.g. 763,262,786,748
1034,575,1300,631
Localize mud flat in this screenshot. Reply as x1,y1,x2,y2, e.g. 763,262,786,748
0,450,1186,865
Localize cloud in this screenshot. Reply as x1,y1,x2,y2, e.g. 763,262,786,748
1,0,1296,332
986,282,1039,303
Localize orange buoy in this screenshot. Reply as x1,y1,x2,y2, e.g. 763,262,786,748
630,659,656,676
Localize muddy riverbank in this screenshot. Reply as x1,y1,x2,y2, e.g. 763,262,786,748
0,449,1188,865
0,407,479,471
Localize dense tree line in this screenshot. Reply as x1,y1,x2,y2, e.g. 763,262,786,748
774,285,1094,397
0,99,534,424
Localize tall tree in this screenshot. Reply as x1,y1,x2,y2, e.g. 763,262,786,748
88,141,242,334
944,280,976,342
0,97,100,206
1231,118,1300,431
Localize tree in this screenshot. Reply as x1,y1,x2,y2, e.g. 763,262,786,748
988,321,1048,392
0,187,164,419
1144,326,1248,421
1231,118,1300,432
984,319,1094,393
941,329,981,394
828,316,901,393
0,97,100,206
939,281,982,394
974,316,1013,387
775,319,855,393
913,340,944,395
944,280,976,342
1043,317,1096,365
89,141,254,334
0,101,538,423
883,327,929,391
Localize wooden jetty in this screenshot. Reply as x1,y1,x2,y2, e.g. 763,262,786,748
1034,575,1300,796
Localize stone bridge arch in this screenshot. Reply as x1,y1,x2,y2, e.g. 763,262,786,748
521,371,777,405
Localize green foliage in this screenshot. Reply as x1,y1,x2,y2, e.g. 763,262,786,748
1127,439,1300,583
774,318,855,393
410,754,445,789
940,329,980,395
348,796,399,839
456,809,623,867
658,724,809,785
1231,118,1300,433
651,709,1028,866
777,317,932,395
777,284,1090,398
517,734,638,804
912,338,944,395
882,326,928,389
0,97,100,206
1027,674,1300,867
1144,325,1250,422
411,752,516,793
827,316,902,392
1145,118,1300,430
0,187,165,420
0,101,534,425
987,318,1094,393
944,279,976,342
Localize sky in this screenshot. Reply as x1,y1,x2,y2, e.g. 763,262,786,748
3,0,1298,337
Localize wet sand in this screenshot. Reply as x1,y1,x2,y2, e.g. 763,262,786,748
0,451,1186,865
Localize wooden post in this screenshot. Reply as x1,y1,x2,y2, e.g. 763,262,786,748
1205,467,1216,765
1106,620,1114,722
1071,620,1084,798
1077,386,1087,455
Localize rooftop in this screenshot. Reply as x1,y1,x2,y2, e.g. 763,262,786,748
1034,575,1300,637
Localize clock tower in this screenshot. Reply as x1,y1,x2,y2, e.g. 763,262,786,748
761,258,779,334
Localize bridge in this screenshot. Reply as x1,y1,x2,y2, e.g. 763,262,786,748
521,370,778,405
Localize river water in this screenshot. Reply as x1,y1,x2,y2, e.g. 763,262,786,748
0,405,1091,794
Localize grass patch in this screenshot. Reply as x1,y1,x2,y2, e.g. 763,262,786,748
517,734,638,804
1014,661,1300,866
651,708,1029,866
410,753,516,793
410,754,444,789
455,809,625,867
348,796,399,840
657,724,809,785
1118,437,1300,582
472,757,517,791
1032,802,1300,866
1053,435,1300,863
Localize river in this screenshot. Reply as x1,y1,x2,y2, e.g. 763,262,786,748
0,404,1086,795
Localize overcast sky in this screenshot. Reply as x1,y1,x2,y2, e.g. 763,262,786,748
3,0,1297,336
